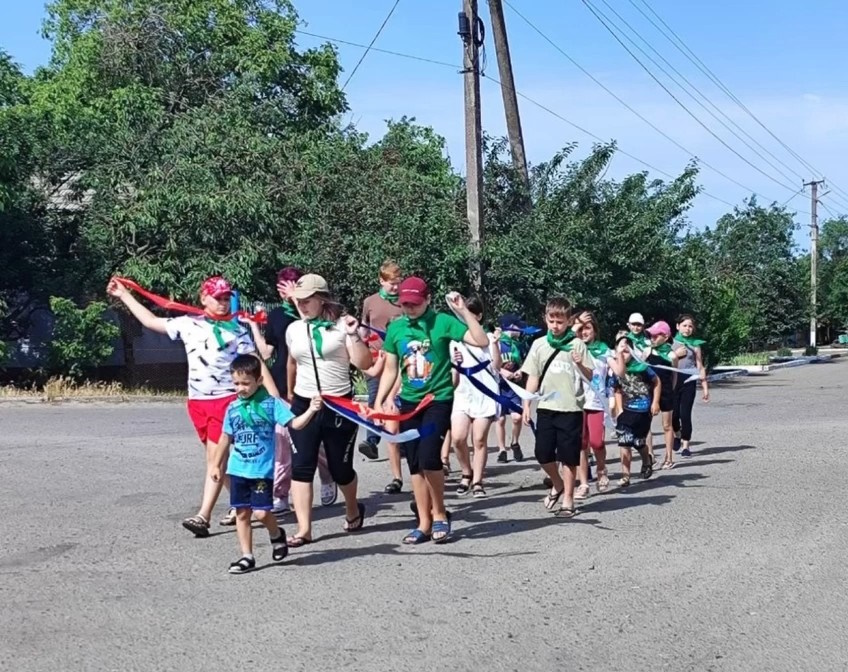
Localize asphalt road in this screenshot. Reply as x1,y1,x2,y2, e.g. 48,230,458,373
2,361,846,672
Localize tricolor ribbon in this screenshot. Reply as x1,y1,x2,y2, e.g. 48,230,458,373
628,346,700,382
320,394,436,443
113,277,267,324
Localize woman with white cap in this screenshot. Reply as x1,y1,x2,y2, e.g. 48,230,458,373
285,274,373,546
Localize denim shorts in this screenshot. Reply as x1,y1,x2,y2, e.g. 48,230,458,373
229,475,274,510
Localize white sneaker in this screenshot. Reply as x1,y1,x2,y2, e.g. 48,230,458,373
320,482,338,507
272,498,291,515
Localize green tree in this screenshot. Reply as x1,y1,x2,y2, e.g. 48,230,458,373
48,297,120,378
818,216,848,339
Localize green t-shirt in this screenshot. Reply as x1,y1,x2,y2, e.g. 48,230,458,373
383,309,469,402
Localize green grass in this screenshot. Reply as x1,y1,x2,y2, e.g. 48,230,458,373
0,377,183,402
725,352,770,366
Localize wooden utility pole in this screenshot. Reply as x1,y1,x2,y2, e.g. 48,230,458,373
488,0,530,195
805,179,825,348
459,0,484,291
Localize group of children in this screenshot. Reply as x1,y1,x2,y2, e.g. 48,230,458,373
108,263,709,573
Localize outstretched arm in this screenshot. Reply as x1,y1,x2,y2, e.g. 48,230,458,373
106,278,168,334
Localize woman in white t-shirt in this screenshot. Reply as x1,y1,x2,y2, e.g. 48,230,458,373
577,313,614,495
449,297,502,497
285,274,373,547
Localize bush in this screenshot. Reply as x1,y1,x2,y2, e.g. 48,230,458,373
776,347,793,357
803,345,818,356
48,297,120,379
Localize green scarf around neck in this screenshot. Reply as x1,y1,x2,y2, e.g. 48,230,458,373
307,317,336,358
282,301,299,320
206,317,240,349
500,333,522,363
547,328,576,352
234,387,271,428
653,342,674,363
406,308,435,329
675,333,705,347
586,339,610,358
628,330,648,348
379,288,399,305
626,358,649,374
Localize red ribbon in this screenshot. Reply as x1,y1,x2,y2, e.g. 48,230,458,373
113,277,267,324
321,393,434,422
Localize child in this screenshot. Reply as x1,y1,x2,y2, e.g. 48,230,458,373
644,321,678,469
610,335,660,487
495,313,529,463
211,354,322,574
520,298,594,518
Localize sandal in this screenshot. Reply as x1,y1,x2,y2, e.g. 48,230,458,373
640,452,654,480
597,471,610,493
219,508,237,526
442,459,451,476
431,518,451,544
228,556,256,574
402,529,431,545
287,534,313,548
181,514,210,538
344,503,366,532
574,484,590,500
270,533,288,562
555,505,577,519
471,482,487,498
384,478,403,494
456,474,473,496
618,476,631,488
544,488,564,511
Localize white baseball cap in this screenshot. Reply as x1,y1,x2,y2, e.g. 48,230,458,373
628,312,645,325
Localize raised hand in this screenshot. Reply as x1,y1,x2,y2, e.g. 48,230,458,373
106,277,128,299
343,315,360,335
277,279,297,300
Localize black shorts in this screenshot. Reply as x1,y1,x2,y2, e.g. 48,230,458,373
616,410,652,448
659,390,674,413
534,409,583,467
230,476,273,510
399,399,452,475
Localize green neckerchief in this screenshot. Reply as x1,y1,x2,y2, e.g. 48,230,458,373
406,307,435,330
379,288,399,305
234,387,272,428
206,317,240,349
586,339,610,358
675,333,706,347
626,359,649,374
307,317,335,358
653,342,674,363
500,333,522,363
546,328,576,352
628,331,649,349
282,301,298,320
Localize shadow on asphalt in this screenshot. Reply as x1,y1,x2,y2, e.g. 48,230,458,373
287,542,540,566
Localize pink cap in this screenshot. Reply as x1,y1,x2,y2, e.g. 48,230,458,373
200,276,233,299
398,277,429,305
646,320,671,337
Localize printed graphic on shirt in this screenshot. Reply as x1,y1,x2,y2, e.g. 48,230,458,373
614,371,655,413
223,396,294,479
400,338,434,389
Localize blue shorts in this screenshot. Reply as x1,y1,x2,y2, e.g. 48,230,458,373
229,475,274,510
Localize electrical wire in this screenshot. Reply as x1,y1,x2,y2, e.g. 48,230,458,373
628,0,848,207
581,0,801,196
340,0,402,91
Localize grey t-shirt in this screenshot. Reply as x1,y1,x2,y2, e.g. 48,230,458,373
673,338,698,370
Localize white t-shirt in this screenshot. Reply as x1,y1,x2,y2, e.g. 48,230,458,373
451,335,499,400
287,318,352,397
165,315,255,400
584,346,613,412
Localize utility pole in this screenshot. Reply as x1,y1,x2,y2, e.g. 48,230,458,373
459,0,484,292
804,179,825,349
488,0,530,197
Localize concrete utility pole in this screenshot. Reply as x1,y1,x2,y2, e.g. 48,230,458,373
804,179,825,348
488,0,530,196
459,0,484,292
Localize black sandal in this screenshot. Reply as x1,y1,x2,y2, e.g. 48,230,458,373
228,556,256,574
270,533,288,562
181,514,210,538
344,503,366,532
555,505,577,518
384,478,403,494
471,482,487,498
442,459,451,476
456,474,473,496
640,450,654,479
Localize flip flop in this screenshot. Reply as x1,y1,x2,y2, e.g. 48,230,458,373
287,535,313,548
544,488,564,511
555,505,577,519
344,503,366,532
402,529,431,545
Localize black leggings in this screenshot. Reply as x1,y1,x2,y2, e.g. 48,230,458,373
672,381,696,441
289,394,357,486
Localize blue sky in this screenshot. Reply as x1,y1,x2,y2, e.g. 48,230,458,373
3,0,847,247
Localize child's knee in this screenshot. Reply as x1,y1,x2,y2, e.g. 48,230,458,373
253,509,269,522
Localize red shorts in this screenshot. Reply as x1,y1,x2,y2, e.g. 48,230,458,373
187,395,237,444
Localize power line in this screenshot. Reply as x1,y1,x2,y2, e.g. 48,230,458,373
597,0,803,187
628,0,848,207
502,0,808,212
296,30,459,70
340,0,402,91
581,0,801,196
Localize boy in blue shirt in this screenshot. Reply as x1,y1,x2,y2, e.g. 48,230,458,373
211,354,322,574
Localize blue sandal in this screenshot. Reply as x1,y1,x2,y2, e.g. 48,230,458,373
402,529,431,545
431,518,451,544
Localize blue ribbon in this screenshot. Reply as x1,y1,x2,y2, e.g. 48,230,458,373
320,396,434,443
362,324,387,340
452,363,536,434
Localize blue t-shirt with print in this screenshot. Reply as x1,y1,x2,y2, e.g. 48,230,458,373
611,367,657,413
222,393,295,479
